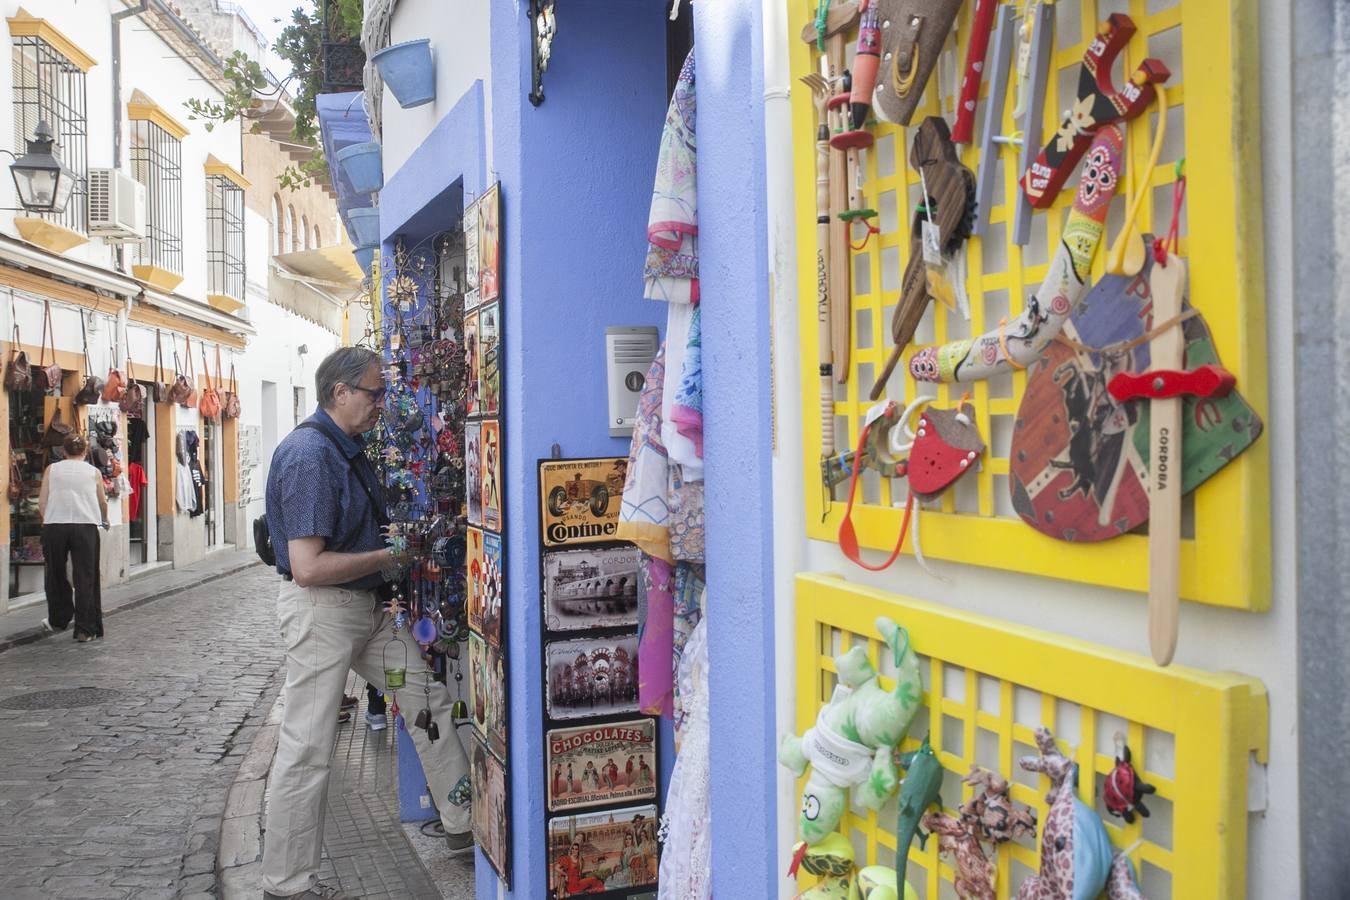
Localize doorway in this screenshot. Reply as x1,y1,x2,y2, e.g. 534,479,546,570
126,396,157,567
202,417,224,547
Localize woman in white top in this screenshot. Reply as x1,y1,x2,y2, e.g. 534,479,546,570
38,433,108,642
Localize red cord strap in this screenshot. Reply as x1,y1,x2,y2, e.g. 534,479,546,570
837,417,915,571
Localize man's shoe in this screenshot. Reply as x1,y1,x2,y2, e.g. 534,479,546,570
365,711,387,731
262,881,349,899
40,617,64,634
336,709,351,725
340,693,358,709
74,632,95,643
445,830,474,853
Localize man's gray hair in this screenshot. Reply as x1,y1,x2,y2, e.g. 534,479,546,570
315,346,382,409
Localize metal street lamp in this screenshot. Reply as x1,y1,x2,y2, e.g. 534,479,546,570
9,121,76,214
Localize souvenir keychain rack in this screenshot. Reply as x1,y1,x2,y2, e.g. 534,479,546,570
789,0,1269,610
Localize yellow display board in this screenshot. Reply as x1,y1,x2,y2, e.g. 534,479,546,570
793,574,1268,898
790,0,1269,609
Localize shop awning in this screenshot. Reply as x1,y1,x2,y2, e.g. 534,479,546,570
274,245,365,290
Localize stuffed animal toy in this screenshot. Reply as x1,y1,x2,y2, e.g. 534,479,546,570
856,865,918,900
1016,727,1146,900
786,837,919,900
1103,732,1155,824
894,735,944,891
963,766,1037,845
920,808,995,900
780,616,923,845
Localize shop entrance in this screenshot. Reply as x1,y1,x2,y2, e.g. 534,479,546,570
8,385,49,597
126,396,156,568
202,417,223,547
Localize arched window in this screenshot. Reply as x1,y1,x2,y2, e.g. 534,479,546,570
313,224,321,248
271,194,283,255
286,205,298,253
301,214,311,249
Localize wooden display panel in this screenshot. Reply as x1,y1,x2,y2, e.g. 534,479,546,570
789,0,1269,609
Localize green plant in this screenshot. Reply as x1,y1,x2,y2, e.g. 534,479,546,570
185,1,355,191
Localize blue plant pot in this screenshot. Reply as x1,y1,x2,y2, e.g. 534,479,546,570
334,141,383,194
371,39,436,108
345,208,381,248
354,246,375,278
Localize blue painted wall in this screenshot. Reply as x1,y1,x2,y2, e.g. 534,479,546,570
486,1,671,895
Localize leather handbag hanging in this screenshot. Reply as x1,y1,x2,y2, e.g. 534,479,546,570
40,405,73,448
197,340,222,419
119,358,146,418
102,334,125,403
169,335,195,406
150,329,169,403
34,299,62,392
7,453,22,501
74,311,104,406
220,348,241,419
4,321,30,392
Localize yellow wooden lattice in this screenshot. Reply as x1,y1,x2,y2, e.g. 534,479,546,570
790,0,1269,609
792,574,1268,899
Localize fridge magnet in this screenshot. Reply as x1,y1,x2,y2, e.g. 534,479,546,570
478,182,501,303
543,545,641,633
539,457,628,548
471,733,511,883
467,525,485,631
464,310,480,417
545,634,640,721
548,804,659,896
481,419,502,532
546,718,658,813
465,421,483,526
482,530,504,648
479,301,500,417
470,631,508,757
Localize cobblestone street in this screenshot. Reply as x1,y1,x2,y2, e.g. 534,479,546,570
0,565,283,899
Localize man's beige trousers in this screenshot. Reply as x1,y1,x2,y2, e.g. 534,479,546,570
261,581,471,896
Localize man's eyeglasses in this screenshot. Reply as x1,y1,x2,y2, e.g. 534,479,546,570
347,383,387,402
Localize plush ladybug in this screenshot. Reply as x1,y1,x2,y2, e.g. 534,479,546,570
1103,732,1156,824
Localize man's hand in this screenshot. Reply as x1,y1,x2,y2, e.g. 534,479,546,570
288,536,394,587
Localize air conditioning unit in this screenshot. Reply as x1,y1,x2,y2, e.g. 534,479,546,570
87,168,146,241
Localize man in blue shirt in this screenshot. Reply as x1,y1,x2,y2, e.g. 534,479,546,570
260,347,472,900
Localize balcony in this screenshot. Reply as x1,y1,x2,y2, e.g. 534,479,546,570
320,1,365,94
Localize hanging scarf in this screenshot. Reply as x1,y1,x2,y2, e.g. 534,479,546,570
644,49,698,305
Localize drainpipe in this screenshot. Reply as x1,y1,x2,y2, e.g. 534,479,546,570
111,1,149,275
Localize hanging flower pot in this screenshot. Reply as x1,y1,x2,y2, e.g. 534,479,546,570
345,207,381,248
334,141,383,193
354,246,375,278
371,39,436,108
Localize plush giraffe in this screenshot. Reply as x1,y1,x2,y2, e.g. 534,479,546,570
1016,727,1146,900
920,808,994,900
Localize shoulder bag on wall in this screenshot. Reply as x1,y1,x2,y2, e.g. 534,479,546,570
74,311,103,406
197,341,221,419
150,330,169,403
41,405,73,448
5,321,31,392
221,348,241,419
102,334,125,403
169,336,195,406
34,300,61,392
120,358,146,418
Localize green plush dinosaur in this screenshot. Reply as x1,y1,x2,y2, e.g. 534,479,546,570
780,616,924,844
894,735,944,891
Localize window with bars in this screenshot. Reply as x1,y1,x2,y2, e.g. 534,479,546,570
130,119,183,275
11,34,88,233
206,175,245,301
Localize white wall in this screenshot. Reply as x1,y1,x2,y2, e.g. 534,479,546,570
382,0,492,178
0,0,241,302
764,3,1299,899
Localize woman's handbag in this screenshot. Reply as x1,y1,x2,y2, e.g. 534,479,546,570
74,312,103,406
198,341,222,419
41,406,73,448
169,336,195,407
34,300,62,392
119,358,146,418
4,322,30,392
150,330,169,403
220,348,241,419
101,338,125,403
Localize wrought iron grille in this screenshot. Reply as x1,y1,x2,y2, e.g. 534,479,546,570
130,119,183,275
206,175,245,302
321,0,365,93
11,35,88,233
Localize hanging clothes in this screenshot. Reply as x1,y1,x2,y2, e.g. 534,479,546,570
174,432,195,515
127,462,148,521
185,430,205,517
657,618,711,900
643,48,698,306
